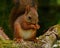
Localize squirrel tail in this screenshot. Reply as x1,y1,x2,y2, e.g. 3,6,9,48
9,6,25,29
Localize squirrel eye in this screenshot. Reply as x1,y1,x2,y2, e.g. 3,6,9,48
28,16,31,20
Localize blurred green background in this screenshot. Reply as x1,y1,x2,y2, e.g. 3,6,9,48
0,0,60,39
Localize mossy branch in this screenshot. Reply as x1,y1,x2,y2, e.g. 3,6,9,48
0,24,60,48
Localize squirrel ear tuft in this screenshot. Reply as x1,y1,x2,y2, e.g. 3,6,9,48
25,5,30,14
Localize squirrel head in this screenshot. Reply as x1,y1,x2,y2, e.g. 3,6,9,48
23,7,39,25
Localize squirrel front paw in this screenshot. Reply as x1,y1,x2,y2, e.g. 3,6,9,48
35,24,40,29
31,24,40,30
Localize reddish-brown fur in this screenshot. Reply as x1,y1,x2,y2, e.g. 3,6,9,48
9,0,40,41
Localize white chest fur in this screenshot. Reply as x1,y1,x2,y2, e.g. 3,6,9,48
19,28,36,39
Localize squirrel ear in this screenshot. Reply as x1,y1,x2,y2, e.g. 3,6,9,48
34,5,38,10
25,5,30,14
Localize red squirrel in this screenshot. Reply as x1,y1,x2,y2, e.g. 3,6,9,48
9,0,40,41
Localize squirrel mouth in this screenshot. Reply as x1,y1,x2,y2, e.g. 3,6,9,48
27,22,36,25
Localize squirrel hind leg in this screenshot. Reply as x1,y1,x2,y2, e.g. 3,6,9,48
14,37,24,42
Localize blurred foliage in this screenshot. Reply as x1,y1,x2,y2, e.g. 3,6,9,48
0,0,60,39
37,0,60,36
0,0,13,39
